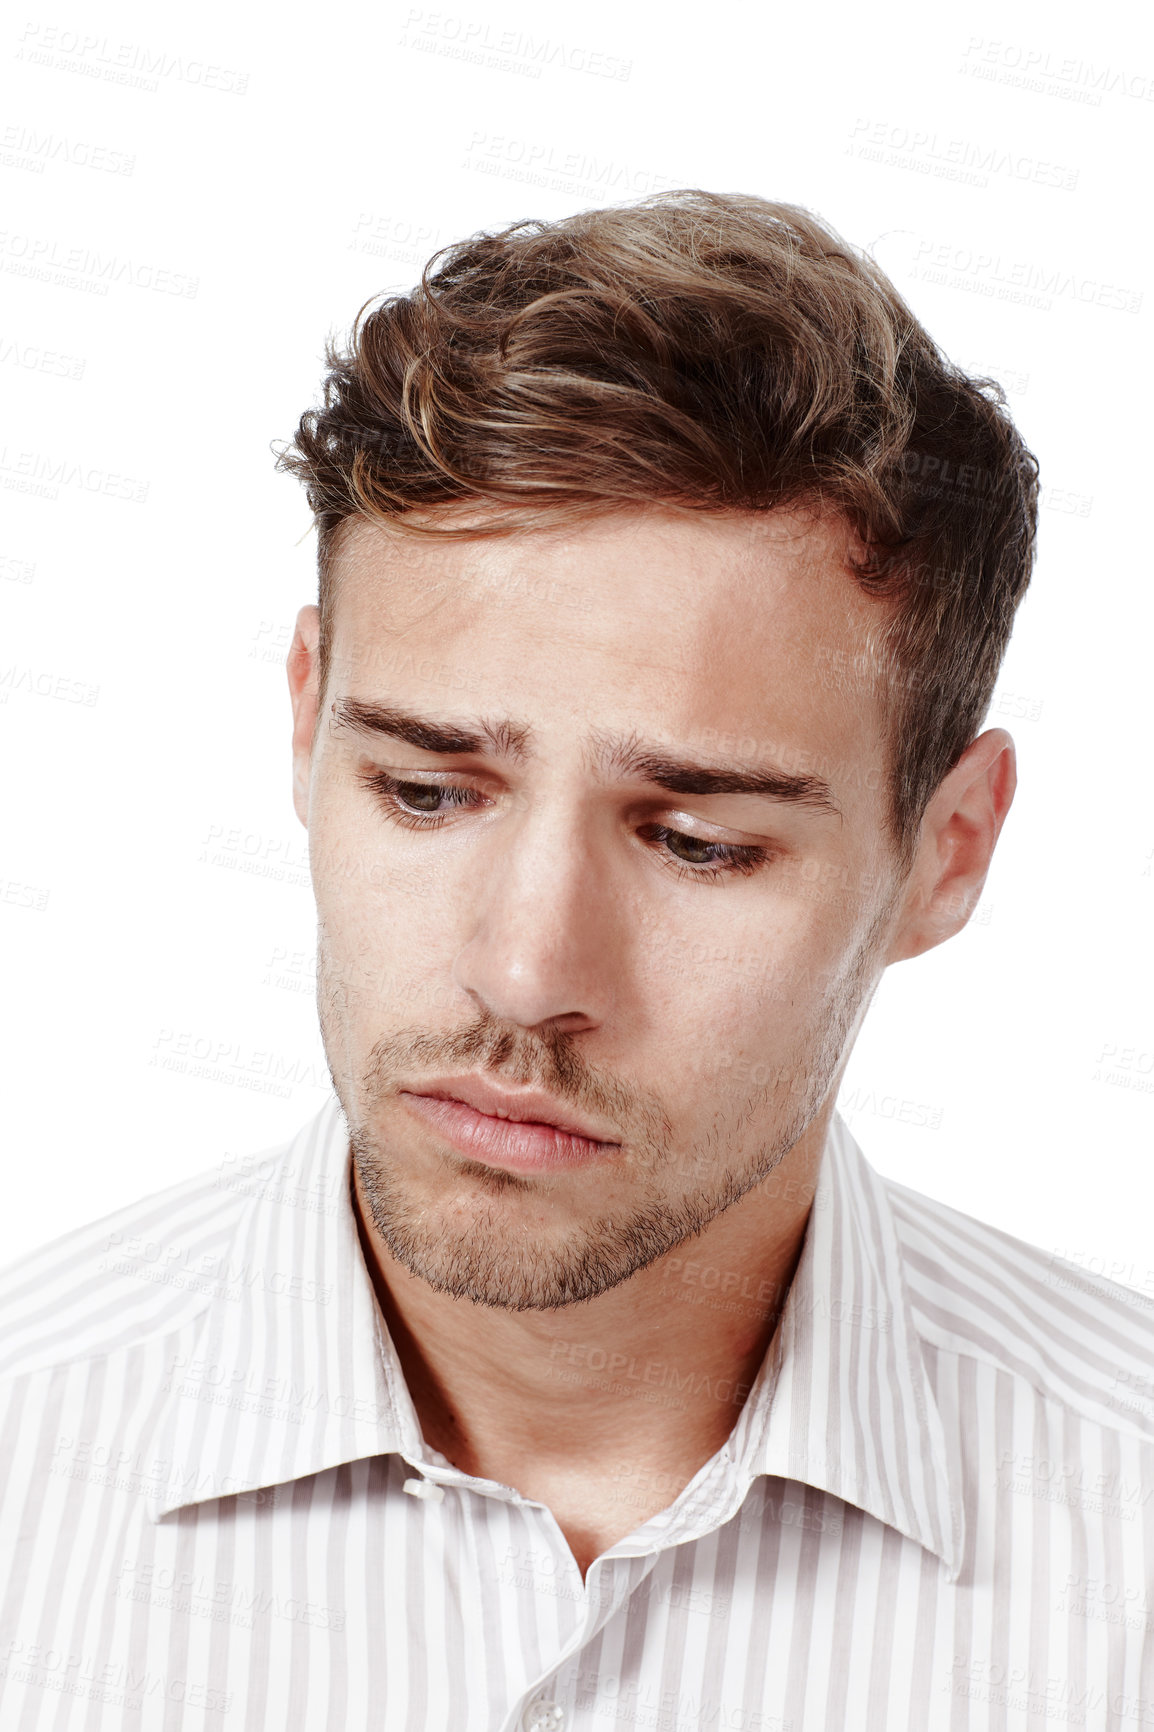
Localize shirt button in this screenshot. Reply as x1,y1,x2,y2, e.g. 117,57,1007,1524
401,1477,445,1503
522,1699,565,1731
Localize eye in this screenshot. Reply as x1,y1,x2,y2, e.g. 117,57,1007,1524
358,769,485,828
359,769,772,884
641,823,770,882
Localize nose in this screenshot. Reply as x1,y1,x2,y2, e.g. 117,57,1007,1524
450,802,620,1036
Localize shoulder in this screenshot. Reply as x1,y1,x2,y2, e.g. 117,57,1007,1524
884,1172,1154,1439
0,1137,288,1382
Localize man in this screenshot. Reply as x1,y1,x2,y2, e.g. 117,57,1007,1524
2,189,1151,1731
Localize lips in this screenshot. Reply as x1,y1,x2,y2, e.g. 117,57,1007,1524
406,1074,617,1145
397,1073,621,1173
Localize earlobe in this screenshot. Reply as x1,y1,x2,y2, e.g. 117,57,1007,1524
885,728,1017,965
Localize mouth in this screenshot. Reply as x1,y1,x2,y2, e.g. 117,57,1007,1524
398,1076,620,1174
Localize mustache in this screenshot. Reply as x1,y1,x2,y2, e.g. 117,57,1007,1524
361,1009,672,1148
368,1011,580,1092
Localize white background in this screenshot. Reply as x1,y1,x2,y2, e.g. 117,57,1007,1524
1,0,1151,1284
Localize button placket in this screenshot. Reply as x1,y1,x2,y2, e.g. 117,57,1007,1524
521,1696,566,1732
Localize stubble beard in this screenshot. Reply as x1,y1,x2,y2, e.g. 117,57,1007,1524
324,905,890,1313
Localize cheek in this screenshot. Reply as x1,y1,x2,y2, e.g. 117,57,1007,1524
310,785,440,945
638,890,863,1097
314,854,467,1036
643,951,801,1105
639,886,836,1009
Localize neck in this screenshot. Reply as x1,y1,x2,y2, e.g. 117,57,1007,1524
351,1103,832,1575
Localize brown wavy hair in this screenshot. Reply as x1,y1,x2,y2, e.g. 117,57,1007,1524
276,188,1039,866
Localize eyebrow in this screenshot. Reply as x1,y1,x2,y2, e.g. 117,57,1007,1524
332,698,841,816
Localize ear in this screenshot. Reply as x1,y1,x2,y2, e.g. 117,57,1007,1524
885,727,1017,964
287,605,321,828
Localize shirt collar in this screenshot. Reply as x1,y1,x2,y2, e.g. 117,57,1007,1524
149,1096,415,1521
725,1111,964,1578
148,1093,963,1576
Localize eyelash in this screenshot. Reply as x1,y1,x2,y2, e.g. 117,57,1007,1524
357,770,771,883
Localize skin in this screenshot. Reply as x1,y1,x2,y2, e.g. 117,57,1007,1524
287,503,1015,1578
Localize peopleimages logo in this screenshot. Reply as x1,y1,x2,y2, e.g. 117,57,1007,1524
0,230,197,297
0,447,148,503
463,131,678,199
398,10,632,81
15,22,249,95
0,335,85,379
960,37,1154,105
870,230,1143,318
0,122,134,175
847,117,1079,191
907,239,1140,313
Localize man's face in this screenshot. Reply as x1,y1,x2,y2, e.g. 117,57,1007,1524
292,506,905,1311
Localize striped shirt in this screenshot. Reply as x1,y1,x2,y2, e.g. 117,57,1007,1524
2,1094,1154,1731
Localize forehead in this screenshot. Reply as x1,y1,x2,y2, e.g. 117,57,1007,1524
325,506,890,809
